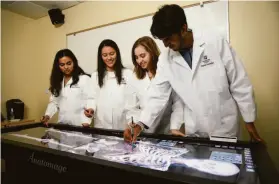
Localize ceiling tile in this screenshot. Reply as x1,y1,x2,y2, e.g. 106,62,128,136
31,1,81,10
3,1,48,19
1,1,83,19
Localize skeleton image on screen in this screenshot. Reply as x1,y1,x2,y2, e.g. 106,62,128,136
104,153,171,171
138,143,187,158
102,142,188,171
101,142,240,176
172,158,240,176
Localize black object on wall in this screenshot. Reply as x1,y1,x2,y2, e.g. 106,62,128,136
48,8,65,25
6,99,24,120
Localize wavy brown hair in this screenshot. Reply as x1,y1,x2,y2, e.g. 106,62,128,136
131,36,160,79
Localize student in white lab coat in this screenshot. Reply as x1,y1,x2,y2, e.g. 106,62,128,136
125,36,184,134
124,4,264,142
84,39,133,130
41,49,94,127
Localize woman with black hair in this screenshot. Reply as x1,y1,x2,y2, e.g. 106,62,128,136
84,39,133,130
41,49,94,127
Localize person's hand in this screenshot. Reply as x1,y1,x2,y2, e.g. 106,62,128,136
123,123,143,143
171,129,185,137
82,123,90,128
84,108,94,118
245,123,266,145
131,124,142,142
124,127,132,143
40,115,50,127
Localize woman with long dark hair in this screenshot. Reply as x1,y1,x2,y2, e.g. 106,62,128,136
84,39,133,130
41,49,94,126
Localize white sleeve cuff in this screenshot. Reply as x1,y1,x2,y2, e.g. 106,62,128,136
170,121,184,130
242,112,256,123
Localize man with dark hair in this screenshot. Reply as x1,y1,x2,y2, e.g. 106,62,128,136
124,4,263,143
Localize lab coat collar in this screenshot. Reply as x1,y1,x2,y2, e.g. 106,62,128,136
62,76,73,88
106,71,116,78
170,50,190,70
191,31,205,76
169,31,205,73
143,73,152,89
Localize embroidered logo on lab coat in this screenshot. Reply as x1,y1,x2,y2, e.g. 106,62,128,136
71,84,80,88
201,55,214,67
121,77,127,84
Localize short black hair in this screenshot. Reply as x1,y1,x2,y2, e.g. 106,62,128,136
150,4,187,39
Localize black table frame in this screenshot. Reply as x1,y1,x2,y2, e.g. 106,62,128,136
1,123,278,184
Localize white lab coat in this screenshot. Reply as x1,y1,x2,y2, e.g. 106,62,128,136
90,69,133,130
45,75,94,126
125,73,184,134
139,31,256,137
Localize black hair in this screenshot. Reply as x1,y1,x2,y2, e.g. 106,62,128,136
150,4,187,39
49,49,90,97
97,39,124,88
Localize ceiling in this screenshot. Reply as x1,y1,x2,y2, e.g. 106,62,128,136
1,1,84,19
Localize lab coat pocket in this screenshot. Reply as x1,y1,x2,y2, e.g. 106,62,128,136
58,97,67,113
216,97,238,137
70,86,82,97
198,90,221,134
112,108,126,130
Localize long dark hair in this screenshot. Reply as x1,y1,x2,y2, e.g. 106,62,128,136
132,36,160,79
49,49,89,97
97,39,124,88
